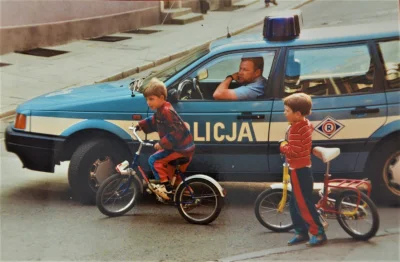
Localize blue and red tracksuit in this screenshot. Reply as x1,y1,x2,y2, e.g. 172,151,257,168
280,119,324,236
138,102,195,183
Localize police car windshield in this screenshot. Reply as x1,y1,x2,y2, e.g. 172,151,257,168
139,46,209,92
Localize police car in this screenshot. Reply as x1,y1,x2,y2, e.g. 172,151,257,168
5,10,400,205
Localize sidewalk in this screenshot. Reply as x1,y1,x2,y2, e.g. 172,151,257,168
219,230,400,261
0,0,311,119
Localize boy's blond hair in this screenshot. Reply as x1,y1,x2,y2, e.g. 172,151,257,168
143,77,167,99
283,93,312,116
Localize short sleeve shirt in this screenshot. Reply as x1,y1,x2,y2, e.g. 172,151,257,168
233,76,267,100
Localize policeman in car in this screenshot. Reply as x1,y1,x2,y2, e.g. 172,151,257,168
213,56,267,100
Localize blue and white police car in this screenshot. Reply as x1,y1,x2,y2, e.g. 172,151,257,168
5,11,399,205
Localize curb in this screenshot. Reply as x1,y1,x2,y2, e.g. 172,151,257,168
93,0,315,84
0,0,313,120
218,227,400,262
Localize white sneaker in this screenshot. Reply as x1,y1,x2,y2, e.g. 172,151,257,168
153,184,172,200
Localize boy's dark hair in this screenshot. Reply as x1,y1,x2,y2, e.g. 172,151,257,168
241,57,264,73
143,77,167,99
283,93,312,116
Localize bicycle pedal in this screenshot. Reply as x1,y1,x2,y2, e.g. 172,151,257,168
155,195,165,203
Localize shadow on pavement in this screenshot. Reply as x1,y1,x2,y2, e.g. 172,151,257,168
2,178,396,209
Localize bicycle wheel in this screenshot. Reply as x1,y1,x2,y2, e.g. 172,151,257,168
96,173,141,217
336,190,380,241
176,178,223,225
254,188,294,232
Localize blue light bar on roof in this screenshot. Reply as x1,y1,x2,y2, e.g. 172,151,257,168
263,10,303,41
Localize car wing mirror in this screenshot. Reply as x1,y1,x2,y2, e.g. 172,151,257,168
197,68,208,81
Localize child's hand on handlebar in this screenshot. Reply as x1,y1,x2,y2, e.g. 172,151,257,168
278,139,288,147
154,142,162,151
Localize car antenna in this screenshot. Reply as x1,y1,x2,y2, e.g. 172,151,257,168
227,26,231,38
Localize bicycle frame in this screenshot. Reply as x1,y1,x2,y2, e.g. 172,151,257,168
117,126,196,203
316,161,372,216
275,156,372,217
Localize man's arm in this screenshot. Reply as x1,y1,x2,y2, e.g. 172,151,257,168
213,74,238,100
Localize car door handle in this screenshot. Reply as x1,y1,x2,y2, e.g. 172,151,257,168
237,113,265,120
350,107,380,115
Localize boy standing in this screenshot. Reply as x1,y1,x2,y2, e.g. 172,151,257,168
137,78,195,201
280,93,327,247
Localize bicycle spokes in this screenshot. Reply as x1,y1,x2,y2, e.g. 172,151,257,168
100,176,137,213
178,181,219,222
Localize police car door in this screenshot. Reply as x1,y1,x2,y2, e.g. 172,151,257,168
172,50,277,180
270,43,387,174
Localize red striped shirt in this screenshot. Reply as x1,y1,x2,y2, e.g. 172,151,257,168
280,119,313,169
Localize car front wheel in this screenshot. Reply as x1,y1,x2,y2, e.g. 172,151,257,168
68,139,127,205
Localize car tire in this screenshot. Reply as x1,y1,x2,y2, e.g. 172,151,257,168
68,139,128,205
369,137,400,206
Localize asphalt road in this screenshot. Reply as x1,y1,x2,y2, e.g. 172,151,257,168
1,0,399,261
1,142,399,261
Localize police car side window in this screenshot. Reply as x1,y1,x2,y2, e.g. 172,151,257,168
378,40,400,90
205,54,242,80
284,44,375,97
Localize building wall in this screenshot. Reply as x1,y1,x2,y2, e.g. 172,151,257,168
0,0,161,54
0,0,160,27
0,0,241,55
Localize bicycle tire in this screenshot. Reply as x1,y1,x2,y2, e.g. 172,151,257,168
254,188,294,232
176,178,223,225
96,173,141,217
335,190,380,241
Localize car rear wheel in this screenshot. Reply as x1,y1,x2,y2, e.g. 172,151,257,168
68,139,127,205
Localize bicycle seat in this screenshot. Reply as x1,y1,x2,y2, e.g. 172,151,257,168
313,147,340,163
169,157,190,166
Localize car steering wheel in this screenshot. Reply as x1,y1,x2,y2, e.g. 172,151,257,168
177,78,204,100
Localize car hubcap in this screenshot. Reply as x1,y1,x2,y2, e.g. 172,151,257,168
89,157,114,191
384,151,400,196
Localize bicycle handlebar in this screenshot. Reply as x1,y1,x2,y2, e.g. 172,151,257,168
129,126,154,147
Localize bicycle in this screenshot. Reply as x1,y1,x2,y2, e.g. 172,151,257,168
96,126,225,225
254,146,380,241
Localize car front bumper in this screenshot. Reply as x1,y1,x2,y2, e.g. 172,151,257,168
5,124,65,173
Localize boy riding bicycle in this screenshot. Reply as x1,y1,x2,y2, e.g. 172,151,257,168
136,78,195,201
280,93,327,247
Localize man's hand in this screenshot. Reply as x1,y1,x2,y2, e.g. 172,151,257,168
213,73,239,100
154,142,162,151
231,72,239,82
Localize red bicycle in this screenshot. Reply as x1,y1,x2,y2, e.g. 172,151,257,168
254,146,380,241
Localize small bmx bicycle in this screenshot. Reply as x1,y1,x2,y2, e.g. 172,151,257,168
254,146,380,240
96,126,225,225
